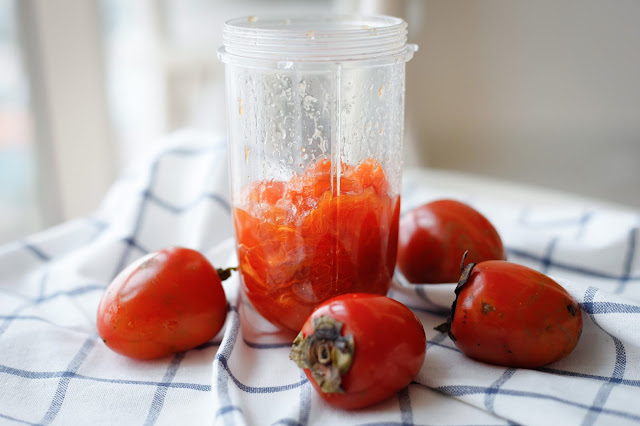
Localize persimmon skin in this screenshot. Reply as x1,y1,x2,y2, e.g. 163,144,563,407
397,199,506,284
293,294,426,410
96,247,228,360
447,261,582,368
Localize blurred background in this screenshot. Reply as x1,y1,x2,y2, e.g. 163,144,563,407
1,0,639,245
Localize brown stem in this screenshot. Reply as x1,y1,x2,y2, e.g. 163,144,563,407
434,251,477,341
216,267,238,281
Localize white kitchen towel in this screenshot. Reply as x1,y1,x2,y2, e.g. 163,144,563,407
0,130,638,425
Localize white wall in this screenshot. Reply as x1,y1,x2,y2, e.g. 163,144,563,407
14,0,640,243
19,0,116,226
356,0,640,207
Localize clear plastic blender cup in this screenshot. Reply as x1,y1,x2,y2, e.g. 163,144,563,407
218,15,416,331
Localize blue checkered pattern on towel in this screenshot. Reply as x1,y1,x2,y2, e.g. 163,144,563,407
0,130,638,425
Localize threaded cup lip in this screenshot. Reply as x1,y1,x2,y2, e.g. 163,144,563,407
218,14,416,68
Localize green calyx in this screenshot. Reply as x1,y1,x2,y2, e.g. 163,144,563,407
290,315,354,393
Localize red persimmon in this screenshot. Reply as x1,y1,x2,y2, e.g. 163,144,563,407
397,199,506,283
437,258,582,368
290,293,426,410
96,247,230,360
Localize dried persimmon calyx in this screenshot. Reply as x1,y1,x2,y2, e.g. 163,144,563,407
290,315,354,393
